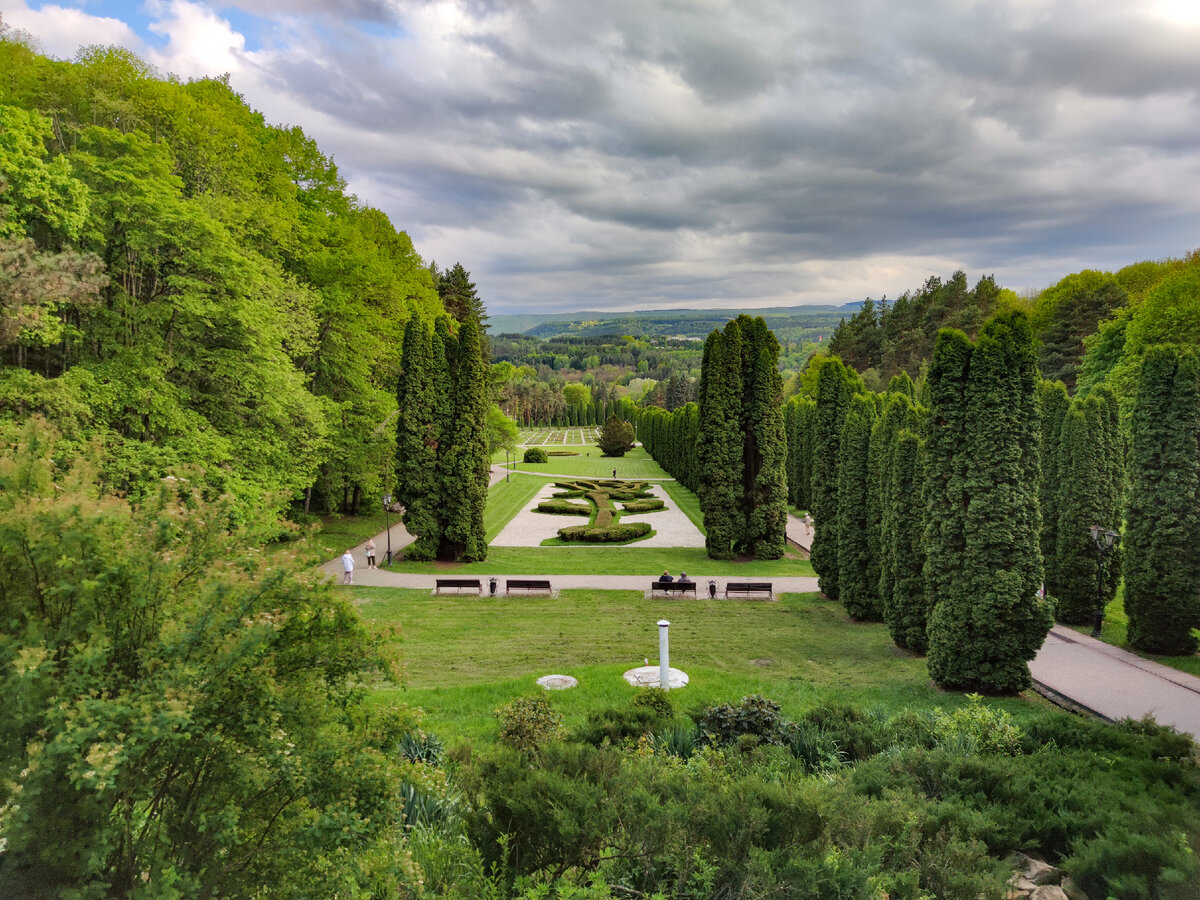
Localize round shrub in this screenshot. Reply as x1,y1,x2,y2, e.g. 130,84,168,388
496,695,562,751
523,447,548,463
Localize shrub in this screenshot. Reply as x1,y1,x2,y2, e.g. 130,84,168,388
598,415,635,456
779,721,847,773
397,730,444,765
622,499,665,512
574,705,662,746
552,489,586,498
557,522,652,543
496,695,562,751
546,450,579,456
650,723,699,759
933,694,1023,756
699,694,783,745
536,500,590,515
633,688,673,720
523,447,548,463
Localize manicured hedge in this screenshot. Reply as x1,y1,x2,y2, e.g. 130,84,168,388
546,450,579,456
523,447,548,463
557,522,653,543
536,501,591,515
622,499,665,512
552,490,586,498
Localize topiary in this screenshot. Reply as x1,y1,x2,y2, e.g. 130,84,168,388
522,447,548,463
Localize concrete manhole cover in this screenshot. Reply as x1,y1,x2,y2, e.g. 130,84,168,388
622,665,689,689
751,658,777,667
536,674,578,690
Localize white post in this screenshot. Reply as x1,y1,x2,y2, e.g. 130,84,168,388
657,619,670,690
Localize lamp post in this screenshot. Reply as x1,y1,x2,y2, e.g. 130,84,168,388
505,447,510,482
1089,524,1119,639
383,495,393,567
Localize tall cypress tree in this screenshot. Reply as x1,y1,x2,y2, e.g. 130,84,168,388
810,357,859,599
395,318,441,560
742,317,788,559
787,396,816,510
837,394,877,618
697,323,743,559
1125,345,1200,654
1054,397,1111,623
440,315,490,562
1037,379,1070,600
1095,386,1125,603
868,393,914,614
883,428,928,651
926,312,1052,692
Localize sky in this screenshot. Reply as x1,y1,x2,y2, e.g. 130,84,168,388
5,0,1200,314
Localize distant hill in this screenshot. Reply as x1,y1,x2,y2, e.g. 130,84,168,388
490,304,858,341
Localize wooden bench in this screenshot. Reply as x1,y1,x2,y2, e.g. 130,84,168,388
434,578,482,595
725,581,774,600
506,578,553,595
650,581,697,597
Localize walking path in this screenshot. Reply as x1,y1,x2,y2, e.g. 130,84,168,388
1030,625,1200,740
321,475,1200,742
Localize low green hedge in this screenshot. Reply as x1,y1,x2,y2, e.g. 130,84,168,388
557,522,652,543
622,499,664,512
552,490,586,499
523,448,548,463
546,450,579,456
536,501,591,516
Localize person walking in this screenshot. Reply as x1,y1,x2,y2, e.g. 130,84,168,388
341,549,355,585
365,538,377,569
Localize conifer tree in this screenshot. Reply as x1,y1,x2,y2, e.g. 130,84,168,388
1125,345,1200,654
867,393,914,614
1037,379,1070,600
883,429,928,651
926,312,1052,692
440,315,490,561
438,262,490,355
1096,386,1125,602
786,396,816,510
810,357,859,598
741,316,788,559
1054,397,1112,623
837,394,877,618
395,318,441,560
697,323,743,559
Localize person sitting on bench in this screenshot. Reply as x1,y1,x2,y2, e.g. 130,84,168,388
658,570,674,583
677,572,691,583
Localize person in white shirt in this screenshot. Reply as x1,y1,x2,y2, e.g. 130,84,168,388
341,549,355,585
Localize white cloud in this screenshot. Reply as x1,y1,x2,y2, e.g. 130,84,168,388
144,0,246,79
3,0,143,60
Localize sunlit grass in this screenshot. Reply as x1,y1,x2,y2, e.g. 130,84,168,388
493,446,670,479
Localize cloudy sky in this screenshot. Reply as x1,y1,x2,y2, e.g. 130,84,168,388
6,0,1200,313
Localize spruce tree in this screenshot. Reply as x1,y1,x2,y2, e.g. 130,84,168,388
810,357,859,599
926,312,1052,692
883,429,928,651
1037,379,1070,600
1054,397,1111,623
438,262,490,355
837,394,877,618
1125,345,1200,654
440,315,490,561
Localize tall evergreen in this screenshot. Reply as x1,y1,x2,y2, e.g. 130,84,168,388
741,317,788,559
1125,345,1200,654
925,312,1052,693
867,393,914,615
1095,386,1125,602
786,396,816,510
837,395,877,618
440,315,490,561
438,262,490,355
697,323,743,559
395,318,441,560
810,357,859,598
1037,379,1070,600
883,429,928,651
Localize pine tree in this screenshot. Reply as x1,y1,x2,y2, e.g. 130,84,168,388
883,428,928,651
926,312,1052,692
810,357,859,599
1125,345,1200,654
438,262,490,355
837,394,877,618
440,315,489,561
1054,397,1111,623
1037,379,1070,600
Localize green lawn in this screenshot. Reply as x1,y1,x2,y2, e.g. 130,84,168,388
494,446,670,479
1075,586,1200,677
392,545,812,576
355,588,1027,744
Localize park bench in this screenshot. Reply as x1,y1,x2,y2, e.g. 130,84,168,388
506,578,553,595
650,581,697,597
434,578,482,595
725,581,774,600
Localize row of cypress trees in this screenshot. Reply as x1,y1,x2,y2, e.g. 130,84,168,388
637,403,700,491
394,315,490,561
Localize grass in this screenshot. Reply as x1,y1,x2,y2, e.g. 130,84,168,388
391,545,813,576
354,587,1041,744
494,446,670,480
1073,585,1200,677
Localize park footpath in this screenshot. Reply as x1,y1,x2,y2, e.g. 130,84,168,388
321,466,1200,742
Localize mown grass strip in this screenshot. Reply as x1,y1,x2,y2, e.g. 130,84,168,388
391,545,814,576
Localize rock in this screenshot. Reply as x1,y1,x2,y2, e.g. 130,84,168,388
1059,876,1089,900
536,674,578,690
1008,854,1061,887
1030,887,1069,900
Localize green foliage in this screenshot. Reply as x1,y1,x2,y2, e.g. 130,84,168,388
1038,379,1071,599
932,694,1023,755
597,414,635,456
810,356,861,597
557,521,652,543
496,695,564,751
1125,345,1200,654
882,429,929,652
536,499,591,515
785,394,816,509
697,325,743,559
621,498,665,512
837,394,878,619
1032,270,1129,391
524,447,550,463
698,694,783,746
925,313,1053,692
0,423,411,899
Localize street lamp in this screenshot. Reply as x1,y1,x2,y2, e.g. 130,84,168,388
505,447,510,482
383,495,393,567
1089,524,1119,639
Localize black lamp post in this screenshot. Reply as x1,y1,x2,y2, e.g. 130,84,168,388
1089,524,1118,638
505,447,510,482
383,494,393,567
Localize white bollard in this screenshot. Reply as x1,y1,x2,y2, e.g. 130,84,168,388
658,619,670,690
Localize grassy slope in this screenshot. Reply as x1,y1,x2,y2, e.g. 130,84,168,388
494,447,671,480
356,588,1035,744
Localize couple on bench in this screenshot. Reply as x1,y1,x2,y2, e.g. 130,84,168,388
657,571,690,584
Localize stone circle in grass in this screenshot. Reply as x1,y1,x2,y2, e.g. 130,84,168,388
535,478,659,543
536,674,579,690
622,666,689,689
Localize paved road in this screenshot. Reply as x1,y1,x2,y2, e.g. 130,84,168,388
1030,625,1200,740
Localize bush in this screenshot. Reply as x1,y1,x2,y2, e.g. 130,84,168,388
536,500,590,515
933,694,1023,756
496,695,563,751
699,695,783,745
552,489,586,498
557,522,652,543
650,723,700,759
397,730,445,765
523,447,548,463
546,450,579,456
633,688,674,720
574,705,662,746
622,498,664,512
